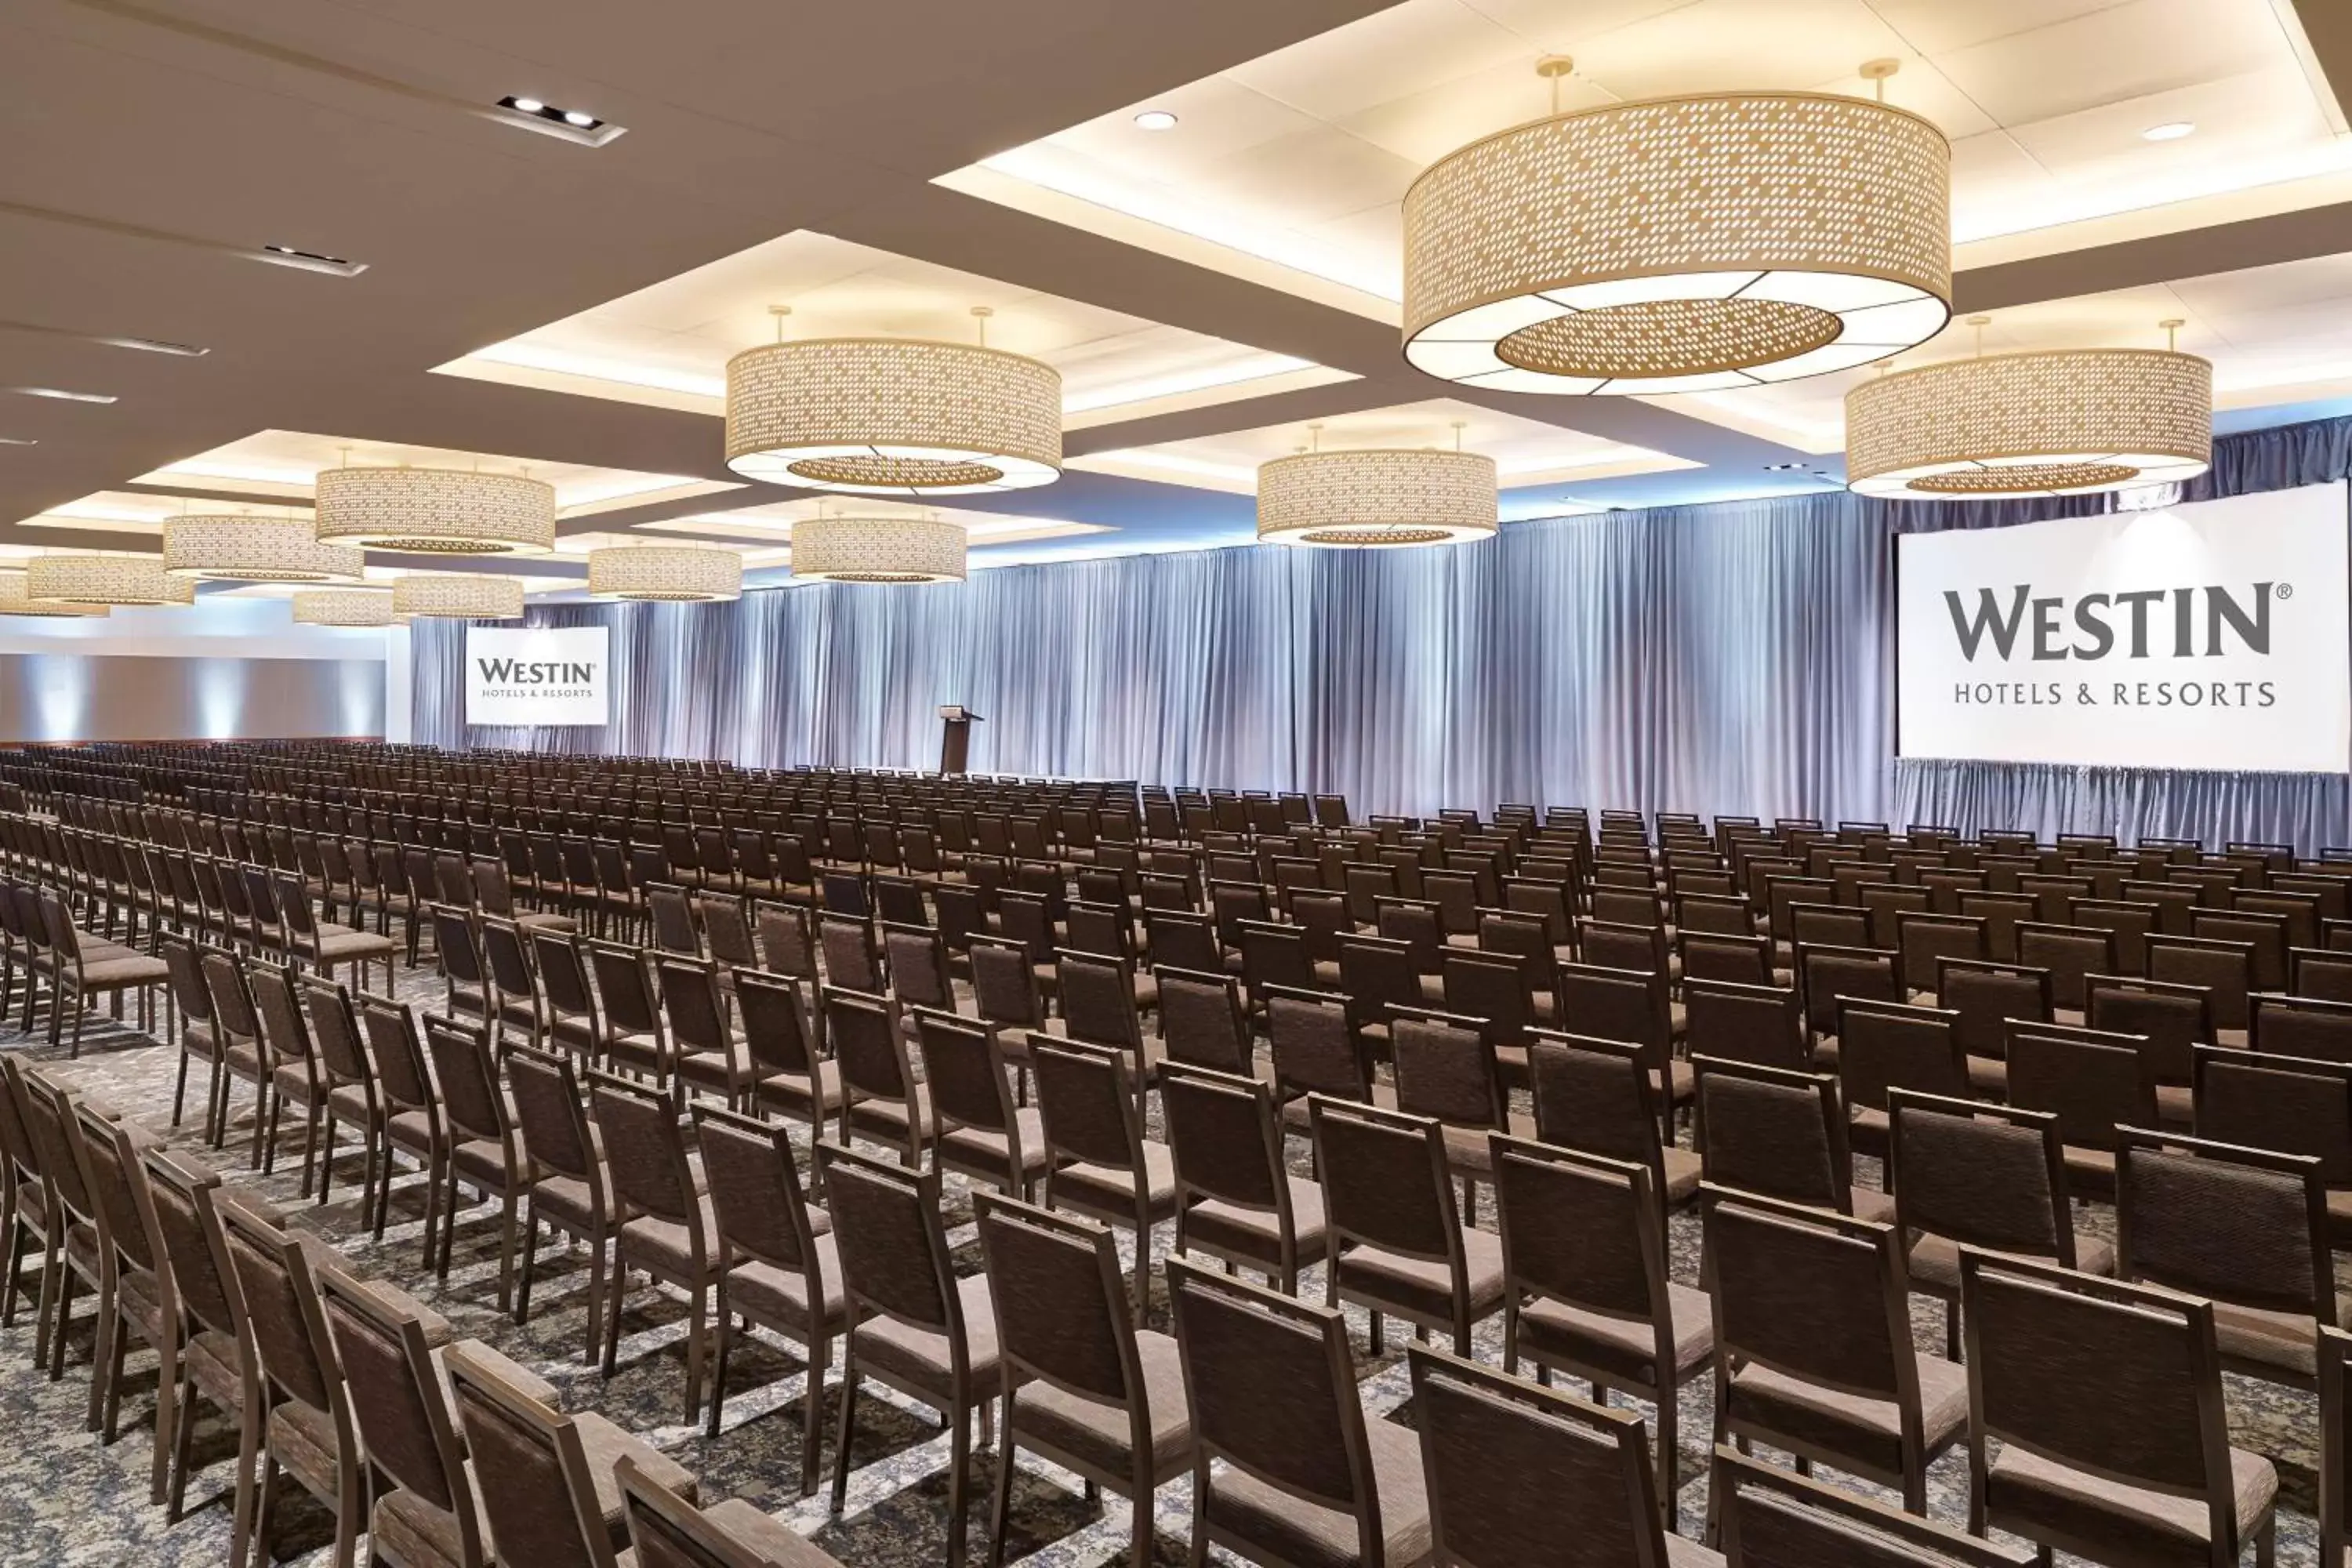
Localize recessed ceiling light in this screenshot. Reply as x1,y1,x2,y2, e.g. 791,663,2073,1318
93,334,209,357
8,387,116,404
511,97,544,114
252,244,368,278
495,95,623,145
1134,110,1178,131
563,110,595,127
2142,122,2196,142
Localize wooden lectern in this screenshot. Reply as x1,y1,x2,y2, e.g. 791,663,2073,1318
937,706,982,775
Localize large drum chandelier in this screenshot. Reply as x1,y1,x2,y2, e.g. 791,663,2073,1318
1258,429,1497,549
292,590,403,626
1846,322,2212,499
28,555,197,606
725,307,1062,495
314,466,556,554
586,546,742,602
788,515,966,583
0,568,107,617
1403,59,1951,395
164,515,365,582
390,573,524,619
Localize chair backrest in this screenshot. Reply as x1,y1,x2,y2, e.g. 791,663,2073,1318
1683,978,1806,1070
1836,999,1968,1115
1031,1036,1145,1171
815,1140,963,1338
733,966,817,1079
1409,1343,1671,1568
2002,1019,2158,1156
967,935,1045,1030
656,955,732,1059
880,922,952,1010
445,1340,614,1568
160,934,213,1022
358,994,437,1117
1887,1089,2077,1266
507,1044,600,1189
246,956,314,1072
423,1012,509,1149
974,1192,1144,1419
1703,1185,1917,1415
589,940,664,1037
1692,1056,1856,1212
1156,965,1254,1074
1558,961,1670,1065
589,1071,699,1229
1896,912,1986,993
1960,1253,2242,1561
692,1103,820,1277
2254,993,2352,1063
2194,1044,2352,1186
432,902,487,989
1492,1135,1664,1327
616,1455,840,1568
756,901,818,980
1309,1094,1462,1265
1528,1031,1668,1182
1715,1444,2034,1567
140,1145,239,1337
1056,949,1146,1053
1166,1256,1385,1552
201,946,262,1044
2116,1127,2334,1323
316,1261,477,1553
1934,958,2051,1063
534,930,599,1026
1265,983,1373,1102
648,884,702,957
1160,1060,1289,1217
1388,1006,1504,1131
214,1193,345,1425
1794,942,1899,1036
2147,933,2255,1029
913,1007,1019,1143
823,985,916,1126
2084,974,2210,1083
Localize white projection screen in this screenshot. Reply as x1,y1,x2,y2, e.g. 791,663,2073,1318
465,625,610,727
1895,481,2351,773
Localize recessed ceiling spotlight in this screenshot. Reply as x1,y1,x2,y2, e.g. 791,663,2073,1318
94,334,209,357
1133,110,1178,131
0,437,37,447
8,386,116,404
2142,121,2196,142
495,95,624,145
252,244,368,278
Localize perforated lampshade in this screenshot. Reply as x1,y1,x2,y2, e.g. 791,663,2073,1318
1403,91,1951,394
1257,450,1498,548
586,546,742,601
291,590,404,626
390,573,525,619
1846,348,2213,499
0,568,107,617
27,555,197,606
786,516,966,583
314,466,556,554
725,338,1062,495
163,515,365,582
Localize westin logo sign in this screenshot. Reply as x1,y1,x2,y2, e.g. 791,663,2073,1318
1944,583,2274,662
476,656,599,699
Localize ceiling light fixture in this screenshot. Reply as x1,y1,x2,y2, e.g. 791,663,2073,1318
586,545,742,601
9,386,116,404
494,95,625,146
0,437,36,447
1402,56,1951,394
725,305,1062,495
0,320,208,356
1257,422,1498,549
27,554,196,607
1134,110,1178,131
291,589,403,626
163,515,365,582
0,568,106,618
390,573,525,619
1846,317,2212,499
250,243,368,278
787,514,967,583
314,461,557,555
2142,122,2196,142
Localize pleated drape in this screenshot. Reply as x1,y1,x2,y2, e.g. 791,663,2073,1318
408,415,2352,851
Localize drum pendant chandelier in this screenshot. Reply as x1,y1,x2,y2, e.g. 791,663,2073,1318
292,590,403,626
586,546,742,602
1258,424,1498,549
1846,319,2213,499
1402,58,1951,395
0,568,107,618
163,515,365,582
724,306,1062,496
313,464,556,555
787,515,967,583
28,555,195,606
391,573,524,620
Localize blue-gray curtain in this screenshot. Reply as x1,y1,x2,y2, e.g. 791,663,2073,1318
410,416,2352,851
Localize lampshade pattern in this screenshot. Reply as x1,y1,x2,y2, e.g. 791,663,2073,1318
314,467,556,554
0,569,107,617
787,516,967,583
28,555,196,606
390,573,525,619
164,516,365,582
586,546,742,601
291,590,403,626
1257,450,1499,549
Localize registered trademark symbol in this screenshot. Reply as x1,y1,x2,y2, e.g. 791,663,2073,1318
2278,583,2295,599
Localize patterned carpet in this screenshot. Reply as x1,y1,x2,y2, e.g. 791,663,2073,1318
0,956,2334,1566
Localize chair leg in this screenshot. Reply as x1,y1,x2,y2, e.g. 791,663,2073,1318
49,1265,77,1381
514,1210,539,1326
987,1388,1017,1567
249,1452,280,1568
494,1185,517,1312
946,1392,971,1568
601,1261,627,1378
1658,1381,1680,1534
165,1370,198,1523
831,1345,859,1515
801,1334,828,1497
684,1279,709,1425
583,1234,608,1365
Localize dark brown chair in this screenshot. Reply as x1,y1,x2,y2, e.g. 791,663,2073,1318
816,1141,1001,1568
1309,1094,1506,1356
692,1105,845,1480
1155,964,1256,1075
358,993,451,1258
423,1012,535,1312
1559,960,1692,1124
589,938,672,1087
913,1007,1047,1198
1490,1136,1712,1528
140,1147,249,1535
1960,1251,2278,1567
2003,1018,2161,1203
615,1453,846,1566
659,954,757,1111
298,974,383,1212
1165,1254,1432,1567
444,1342,619,1568
1683,978,1806,1070
2087,973,2212,1123
1530,1032,1702,1217
1160,1061,1330,1295
2149,932,2256,1044
2254,993,2352,1063
1835,997,1967,1159
1031,1036,1174,1309
589,1071,722,1422
1388,1004,1534,1219
975,1193,1192,1567
2116,1127,2337,1392
738,966,841,1145
1409,1342,1696,1566
1935,956,2052,1097
2194,1044,2352,1249
1701,1185,1966,1519
506,1044,617,1359
1714,1443,2032,1566
1690,1054,1894,1221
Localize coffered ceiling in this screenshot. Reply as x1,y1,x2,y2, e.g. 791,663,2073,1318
4,0,2352,584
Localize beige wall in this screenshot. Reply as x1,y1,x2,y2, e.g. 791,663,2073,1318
0,652,383,742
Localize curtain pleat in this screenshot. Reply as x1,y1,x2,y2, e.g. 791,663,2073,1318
407,415,2352,851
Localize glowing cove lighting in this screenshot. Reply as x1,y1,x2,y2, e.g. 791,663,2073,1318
1401,60,1951,396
